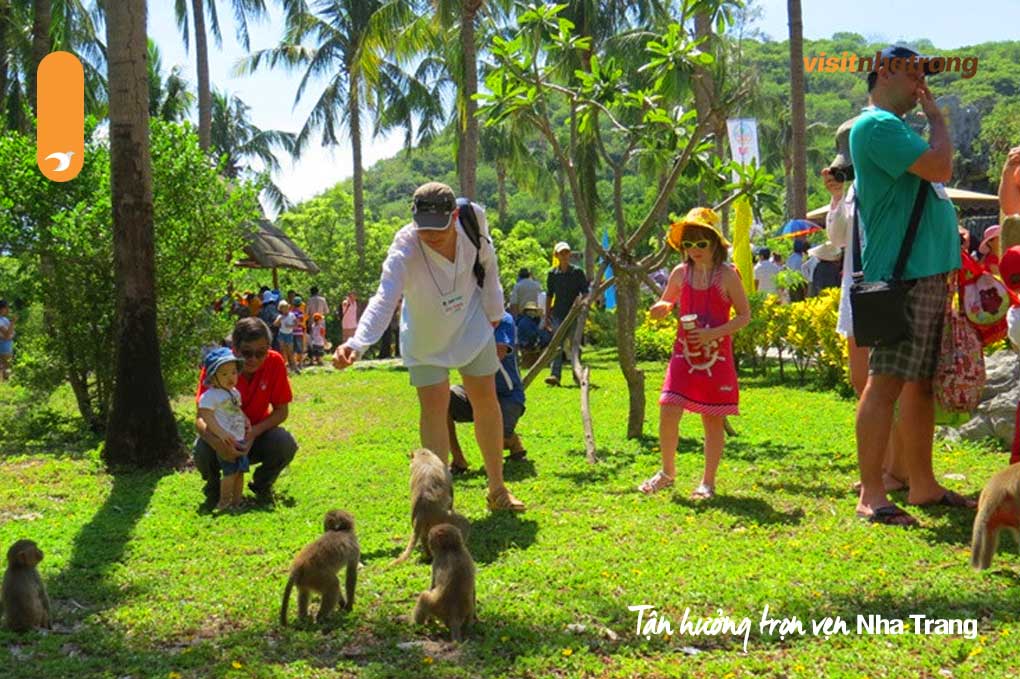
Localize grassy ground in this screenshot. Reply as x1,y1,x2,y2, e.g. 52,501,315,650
1,350,1019,678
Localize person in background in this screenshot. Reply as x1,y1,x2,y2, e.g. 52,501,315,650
341,292,359,343
509,268,542,318
804,241,842,297
292,295,307,368
998,145,1020,217
787,239,810,301
753,247,780,295
0,300,13,381
978,224,1001,275
306,286,329,325
544,242,589,386
308,312,327,366
274,300,297,373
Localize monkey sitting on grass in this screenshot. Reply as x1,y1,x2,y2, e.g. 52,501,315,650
2,539,51,632
413,524,476,641
281,510,360,625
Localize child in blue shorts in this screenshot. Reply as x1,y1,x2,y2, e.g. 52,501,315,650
197,348,251,510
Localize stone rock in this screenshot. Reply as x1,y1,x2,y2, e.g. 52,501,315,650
947,350,1020,450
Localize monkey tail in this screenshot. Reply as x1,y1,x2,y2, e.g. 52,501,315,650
390,531,417,566
280,575,295,626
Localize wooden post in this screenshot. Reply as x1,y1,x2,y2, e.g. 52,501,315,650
272,267,279,290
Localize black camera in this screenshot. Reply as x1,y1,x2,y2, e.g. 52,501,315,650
829,165,854,183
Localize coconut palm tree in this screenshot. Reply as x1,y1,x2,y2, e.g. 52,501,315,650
148,39,194,123
173,0,268,149
210,88,296,213
238,0,412,259
787,0,806,218
103,0,181,466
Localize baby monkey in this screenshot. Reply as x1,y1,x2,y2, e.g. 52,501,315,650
2,539,51,632
281,510,360,625
392,448,469,565
972,464,1020,570
413,523,476,641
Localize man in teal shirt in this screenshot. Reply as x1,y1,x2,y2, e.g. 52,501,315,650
849,46,972,527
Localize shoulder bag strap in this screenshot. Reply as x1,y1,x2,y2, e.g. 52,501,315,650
890,180,930,282
852,195,862,274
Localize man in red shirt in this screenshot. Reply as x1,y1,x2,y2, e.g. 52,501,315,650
194,317,297,507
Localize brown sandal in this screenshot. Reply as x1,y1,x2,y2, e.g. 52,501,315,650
487,487,526,512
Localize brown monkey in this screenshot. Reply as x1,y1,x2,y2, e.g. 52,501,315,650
972,464,1020,570
280,510,360,625
413,523,476,641
1,539,51,632
391,448,470,565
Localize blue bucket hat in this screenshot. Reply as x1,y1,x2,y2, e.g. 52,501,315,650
203,347,243,385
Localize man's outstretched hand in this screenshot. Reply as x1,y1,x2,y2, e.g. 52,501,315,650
333,344,357,370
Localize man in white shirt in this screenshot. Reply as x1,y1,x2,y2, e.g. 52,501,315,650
753,247,781,295
306,286,329,321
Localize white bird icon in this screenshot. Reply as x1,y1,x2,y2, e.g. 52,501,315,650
45,151,75,172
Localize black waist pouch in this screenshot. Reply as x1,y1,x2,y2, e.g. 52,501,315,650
850,279,913,347
849,180,929,348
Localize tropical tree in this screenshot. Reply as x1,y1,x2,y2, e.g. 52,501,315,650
103,0,181,466
787,0,806,218
479,5,752,438
210,88,296,213
148,39,193,122
174,0,268,149
239,0,412,260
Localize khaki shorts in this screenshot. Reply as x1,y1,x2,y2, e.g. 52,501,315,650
408,337,499,387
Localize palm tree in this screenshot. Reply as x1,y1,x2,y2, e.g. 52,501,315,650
210,89,296,213
239,0,411,259
148,39,194,122
174,0,268,149
787,0,806,219
103,0,181,466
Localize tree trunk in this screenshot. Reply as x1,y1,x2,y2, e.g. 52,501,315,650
495,160,507,225
349,78,366,259
191,0,211,149
458,1,481,199
0,0,10,124
103,0,182,467
787,0,807,219
29,0,51,115
614,273,645,439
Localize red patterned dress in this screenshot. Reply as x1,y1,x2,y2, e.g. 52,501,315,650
659,264,740,415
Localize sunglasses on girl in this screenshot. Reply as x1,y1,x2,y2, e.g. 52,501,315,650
682,239,712,250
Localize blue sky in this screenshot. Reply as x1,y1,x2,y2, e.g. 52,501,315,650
147,0,1020,212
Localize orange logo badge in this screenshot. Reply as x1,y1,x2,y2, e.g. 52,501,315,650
37,51,84,182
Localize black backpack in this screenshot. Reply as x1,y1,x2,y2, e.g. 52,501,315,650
457,197,487,288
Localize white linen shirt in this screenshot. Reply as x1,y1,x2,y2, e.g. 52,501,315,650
345,204,505,367
826,185,857,337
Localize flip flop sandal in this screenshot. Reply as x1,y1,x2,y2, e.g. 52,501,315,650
450,463,469,476
914,490,976,509
856,504,918,527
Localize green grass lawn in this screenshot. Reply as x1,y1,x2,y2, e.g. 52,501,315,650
2,350,1020,678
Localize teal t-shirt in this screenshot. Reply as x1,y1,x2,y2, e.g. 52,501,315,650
849,107,960,282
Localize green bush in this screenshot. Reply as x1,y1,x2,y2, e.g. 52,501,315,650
634,311,675,361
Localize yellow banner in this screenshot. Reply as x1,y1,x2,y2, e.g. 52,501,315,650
732,195,754,297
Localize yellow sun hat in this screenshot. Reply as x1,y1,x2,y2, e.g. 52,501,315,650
666,207,730,252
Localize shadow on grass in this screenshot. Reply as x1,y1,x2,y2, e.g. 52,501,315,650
724,438,805,462
671,494,806,526
48,470,164,613
552,448,641,486
468,512,539,564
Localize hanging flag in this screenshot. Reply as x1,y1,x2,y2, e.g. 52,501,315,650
602,231,616,310
726,118,760,181
732,194,754,298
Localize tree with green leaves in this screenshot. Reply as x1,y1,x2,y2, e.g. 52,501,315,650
174,0,267,149
239,0,412,260
479,4,756,439
148,39,194,122
210,88,295,213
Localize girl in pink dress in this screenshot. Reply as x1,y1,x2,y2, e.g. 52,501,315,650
639,207,751,499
